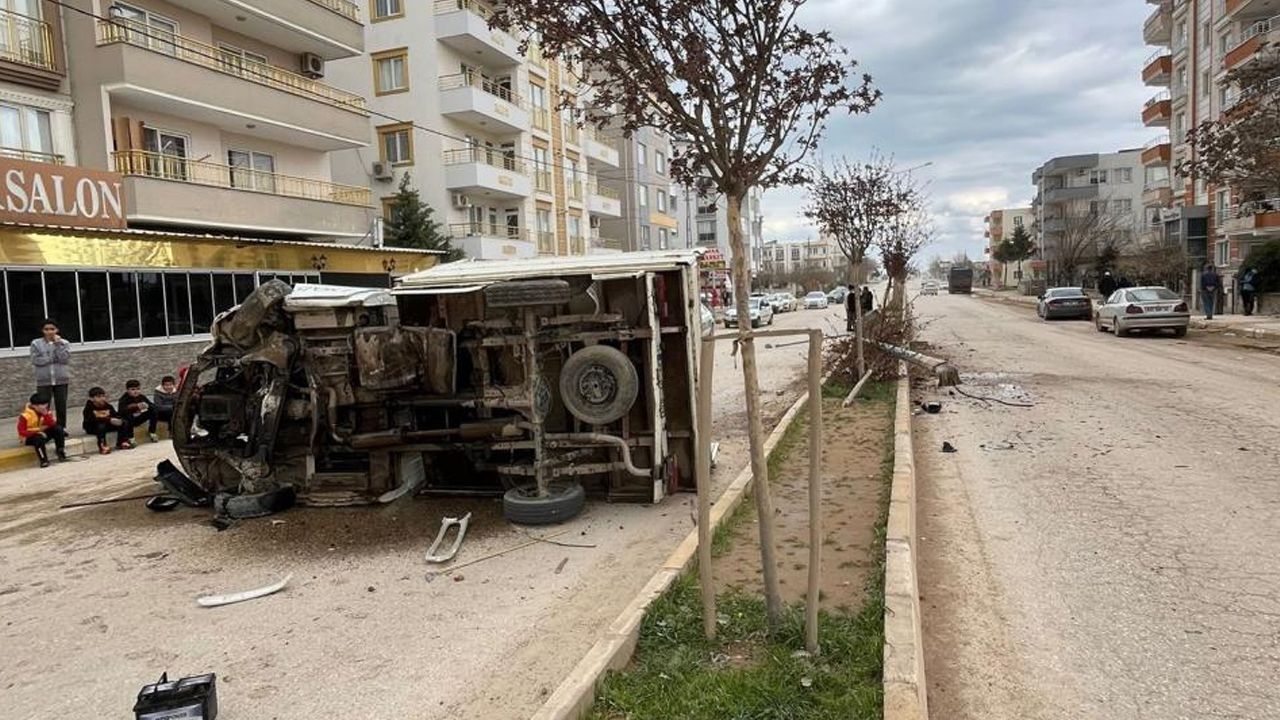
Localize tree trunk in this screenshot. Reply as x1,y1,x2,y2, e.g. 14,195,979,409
852,254,865,379
891,272,907,309
726,190,784,626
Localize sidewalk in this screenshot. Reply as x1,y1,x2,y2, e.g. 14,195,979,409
0,420,169,473
973,287,1039,308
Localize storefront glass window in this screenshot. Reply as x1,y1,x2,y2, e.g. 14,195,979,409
164,274,191,336
138,272,166,338
44,271,80,343
7,270,45,346
110,272,140,340
188,273,214,334
234,274,256,303
0,274,9,349
78,272,112,342
212,274,234,314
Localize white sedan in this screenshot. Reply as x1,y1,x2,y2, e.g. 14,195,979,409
1094,286,1189,338
803,291,829,309
724,298,775,328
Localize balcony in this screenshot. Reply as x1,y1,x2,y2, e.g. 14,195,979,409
160,0,364,58
1226,0,1278,19
95,20,368,150
1223,198,1280,236
1141,135,1172,166
438,73,529,134
1144,6,1172,45
587,183,622,217
1224,16,1278,70
0,146,63,164
447,222,537,260
1143,91,1172,126
443,147,531,199
1043,184,1100,203
1143,178,1173,206
111,150,374,238
1142,50,1172,86
0,7,60,90
584,129,620,168
589,236,626,254
434,0,523,68
1041,216,1067,233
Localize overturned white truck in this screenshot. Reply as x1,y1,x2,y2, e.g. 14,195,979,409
170,251,707,524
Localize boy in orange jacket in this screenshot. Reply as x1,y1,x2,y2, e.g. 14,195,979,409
17,393,67,467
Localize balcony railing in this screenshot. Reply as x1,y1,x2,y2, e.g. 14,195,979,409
438,71,525,108
1145,90,1171,107
306,0,361,22
448,221,526,240
0,8,55,71
435,0,496,20
592,236,626,251
0,146,62,164
96,19,367,113
443,147,527,173
113,150,372,206
1144,134,1171,150
590,183,620,200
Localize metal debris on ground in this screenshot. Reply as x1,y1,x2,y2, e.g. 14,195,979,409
921,401,942,414
425,529,574,580
196,574,292,608
942,442,957,453
132,672,218,720
425,513,472,564
554,557,569,574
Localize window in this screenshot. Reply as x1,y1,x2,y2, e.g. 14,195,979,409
142,127,189,181
639,226,651,250
659,228,669,249
212,274,235,314
1112,199,1132,214
189,273,214,335
1089,170,1108,184
227,150,276,193
637,185,648,210
371,0,403,20
44,271,79,343
1221,33,1232,55
697,220,716,246
0,103,52,159
234,274,256,304
111,3,178,55
568,215,582,239
217,43,268,76
78,272,111,343
1216,240,1229,267
1115,168,1132,183
537,208,552,234
1089,200,1103,216
378,123,413,165
655,150,666,175
109,272,140,340
373,48,408,95
1013,215,1024,227
637,142,647,166
164,273,191,336
657,189,667,213
7,270,42,347
1200,69,1210,96
1202,21,1211,48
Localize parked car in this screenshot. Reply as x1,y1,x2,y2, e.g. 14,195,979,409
921,281,939,296
771,292,798,312
803,291,829,309
1037,287,1092,320
724,298,775,328
1094,286,1189,337
168,251,709,526
827,286,849,305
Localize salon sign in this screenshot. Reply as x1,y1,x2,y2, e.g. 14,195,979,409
0,157,127,230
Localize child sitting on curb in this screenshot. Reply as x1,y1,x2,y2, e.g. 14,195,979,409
82,387,131,454
150,375,178,442
118,379,153,443
17,393,67,467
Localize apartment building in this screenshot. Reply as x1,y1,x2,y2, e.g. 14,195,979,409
329,0,630,260
596,127,680,253
0,1,435,411
983,207,1035,288
759,235,848,282
1031,150,1145,282
682,185,765,273
1142,0,1280,296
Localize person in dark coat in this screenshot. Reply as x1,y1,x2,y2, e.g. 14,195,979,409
1240,267,1259,316
861,286,873,315
846,289,857,332
1098,271,1116,299
1201,264,1221,320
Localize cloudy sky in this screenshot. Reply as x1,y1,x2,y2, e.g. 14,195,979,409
762,0,1156,263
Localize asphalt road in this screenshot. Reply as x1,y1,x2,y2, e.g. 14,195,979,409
914,290,1280,720
0,302,842,720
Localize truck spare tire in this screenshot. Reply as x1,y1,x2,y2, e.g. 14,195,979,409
559,345,639,426
484,279,572,308
503,481,586,524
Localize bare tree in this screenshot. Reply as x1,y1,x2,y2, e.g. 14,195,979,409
1178,44,1280,199
1045,211,1131,285
878,174,931,309
803,154,902,376
494,0,880,627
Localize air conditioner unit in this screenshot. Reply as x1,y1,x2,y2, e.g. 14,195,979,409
301,52,325,79
451,193,473,209
371,161,393,181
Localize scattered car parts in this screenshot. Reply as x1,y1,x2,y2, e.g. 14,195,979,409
425,512,471,564
133,672,218,720
196,574,292,608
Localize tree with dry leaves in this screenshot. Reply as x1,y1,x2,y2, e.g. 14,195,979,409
494,0,880,629
877,173,932,309
1178,44,1280,199
803,154,907,377
1043,210,1133,286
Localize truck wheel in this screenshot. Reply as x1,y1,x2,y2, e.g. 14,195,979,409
559,345,639,425
484,279,572,308
503,481,586,525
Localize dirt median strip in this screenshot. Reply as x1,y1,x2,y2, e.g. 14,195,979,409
530,378,817,720
883,362,928,720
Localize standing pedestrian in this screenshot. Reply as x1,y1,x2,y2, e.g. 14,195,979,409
30,318,70,431
1240,267,1259,317
845,287,857,332
1098,271,1116,300
861,286,873,315
1201,264,1221,320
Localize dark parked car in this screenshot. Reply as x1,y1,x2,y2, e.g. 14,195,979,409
1037,287,1092,320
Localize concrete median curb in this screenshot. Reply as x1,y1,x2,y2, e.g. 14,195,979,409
883,362,928,720
529,380,815,720
1189,318,1277,339
0,426,170,474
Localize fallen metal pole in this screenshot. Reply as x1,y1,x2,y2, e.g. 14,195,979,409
696,336,717,640
868,340,960,386
841,369,874,408
804,330,824,655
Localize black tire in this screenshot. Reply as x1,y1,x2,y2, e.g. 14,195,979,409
1173,326,1187,338
503,481,586,525
751,318,760,328
1115,320,1129,338
484,279,572,308
1094,314,1107,333
559,345,639,425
